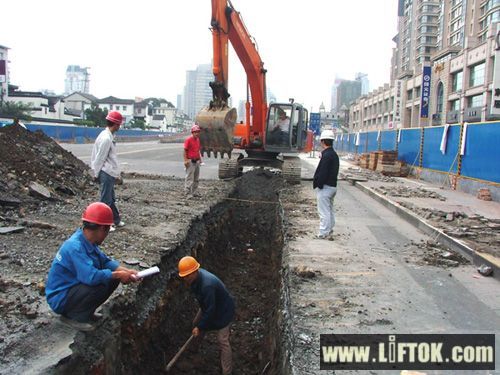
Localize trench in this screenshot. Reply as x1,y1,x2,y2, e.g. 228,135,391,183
54,170,293,375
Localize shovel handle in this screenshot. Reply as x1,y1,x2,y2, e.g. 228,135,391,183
166,334,195,372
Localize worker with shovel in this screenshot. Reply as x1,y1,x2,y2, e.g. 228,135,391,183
177,256,235,375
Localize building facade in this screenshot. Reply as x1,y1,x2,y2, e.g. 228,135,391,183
0,45,8,105
349,0,500,132
64,65,90,95
182,63,213,120
97,96,135,124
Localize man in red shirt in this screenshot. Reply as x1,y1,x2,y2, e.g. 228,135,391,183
184,125,203,197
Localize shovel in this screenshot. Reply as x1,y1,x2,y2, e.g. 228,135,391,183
165,334,195,372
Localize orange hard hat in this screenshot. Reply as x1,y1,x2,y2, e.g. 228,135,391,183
178,256,200,277
106,111,123,125
82,202,114,225
191,124,201,133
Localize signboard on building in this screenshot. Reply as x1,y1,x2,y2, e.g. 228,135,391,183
392,80,403,128
491,24,500,116
420,66,432,118
0,60,6,83
309,112,321,135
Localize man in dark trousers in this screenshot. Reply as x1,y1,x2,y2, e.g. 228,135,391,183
313,129,340,239
46,202,138,331
178,256,235,375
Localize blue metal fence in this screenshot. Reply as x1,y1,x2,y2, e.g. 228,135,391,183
334,121,499,185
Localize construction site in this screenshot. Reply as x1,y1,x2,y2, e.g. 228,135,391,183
0,120,499,374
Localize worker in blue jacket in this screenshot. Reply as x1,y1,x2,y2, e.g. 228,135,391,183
46,202,138,331
178,256,235,375
313,129,340,239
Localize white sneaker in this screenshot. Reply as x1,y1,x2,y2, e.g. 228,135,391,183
116,221,125,227
109,225,116,232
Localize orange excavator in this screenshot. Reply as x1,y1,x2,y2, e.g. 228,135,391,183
195,0,313,183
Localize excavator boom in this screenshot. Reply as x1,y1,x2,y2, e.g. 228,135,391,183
196,0,267,157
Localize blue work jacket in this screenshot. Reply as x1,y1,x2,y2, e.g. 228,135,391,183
45,229,119,313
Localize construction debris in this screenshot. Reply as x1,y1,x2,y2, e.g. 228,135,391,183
477,188,492,201
356,151,409,177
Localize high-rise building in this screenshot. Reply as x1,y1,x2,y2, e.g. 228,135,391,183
182,63,213,120
0,45,9,104
350,0,499,131
336,79,362,112
330,77,344,112
355,73,370,95
64,65,90,95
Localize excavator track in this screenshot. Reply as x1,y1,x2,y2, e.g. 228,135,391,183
282,156,302,185
218,158,241,180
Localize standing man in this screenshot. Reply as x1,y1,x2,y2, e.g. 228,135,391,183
178,256,235,375
313,129,339,239
46,202,138,331
183,124,203,197
91,110,124,231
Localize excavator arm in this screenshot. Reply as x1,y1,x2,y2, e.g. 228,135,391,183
196,0,268,158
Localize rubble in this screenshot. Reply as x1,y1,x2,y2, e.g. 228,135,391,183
477,188,492,201
0,124,93,207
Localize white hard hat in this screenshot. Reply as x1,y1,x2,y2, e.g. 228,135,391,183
320,129,335,140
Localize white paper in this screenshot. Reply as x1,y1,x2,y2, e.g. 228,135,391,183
460,122,468,156
440,124,450,155
397,129,402,143
377,130,381,141
355,132,360,146
136,266,160,279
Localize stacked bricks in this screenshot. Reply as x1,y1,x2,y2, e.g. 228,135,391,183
477,188,492,201
359,153,370,169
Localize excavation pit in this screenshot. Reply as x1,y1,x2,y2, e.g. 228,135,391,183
55,170,292,374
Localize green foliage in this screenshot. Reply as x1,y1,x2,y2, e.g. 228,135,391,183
0,101,33,121
129,118,146,130
84,104,108,127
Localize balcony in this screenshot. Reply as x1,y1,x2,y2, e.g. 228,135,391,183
432,113,442,125
446,110,460,123
463,107,482,122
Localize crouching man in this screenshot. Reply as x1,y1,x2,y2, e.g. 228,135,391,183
46,202,138,331
178,256,235,375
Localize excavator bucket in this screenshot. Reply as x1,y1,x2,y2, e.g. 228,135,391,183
195,106,237,158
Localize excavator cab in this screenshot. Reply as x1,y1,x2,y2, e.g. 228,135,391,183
265,103,309,152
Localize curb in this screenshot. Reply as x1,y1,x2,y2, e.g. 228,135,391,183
353,181,500,282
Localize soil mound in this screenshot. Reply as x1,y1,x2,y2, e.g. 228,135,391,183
0,125,93,205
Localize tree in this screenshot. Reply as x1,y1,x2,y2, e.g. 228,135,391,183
129,118,146,130
0,101,33,121
84,104,108,127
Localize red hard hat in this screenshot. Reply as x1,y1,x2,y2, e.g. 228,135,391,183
82,202,114,225
191,124,201,133
106,111,123,125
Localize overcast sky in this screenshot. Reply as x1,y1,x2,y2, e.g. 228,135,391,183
3,0,398,112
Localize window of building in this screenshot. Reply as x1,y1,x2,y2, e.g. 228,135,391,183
415,86,421,97
469,62,485,87
123,105,127,111
451,70,463,92
407,90,413,100
468,93,484,107
436,82,444,113
449,99,460,111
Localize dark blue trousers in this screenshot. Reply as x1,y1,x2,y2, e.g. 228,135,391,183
98,170,120,224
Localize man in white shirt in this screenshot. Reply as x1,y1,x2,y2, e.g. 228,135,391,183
90,111,124,231
270,109,290,145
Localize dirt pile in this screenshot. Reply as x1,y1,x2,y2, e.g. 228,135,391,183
0,124,93,206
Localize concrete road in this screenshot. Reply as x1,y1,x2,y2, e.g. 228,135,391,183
289,160,500,374
61,141,221,179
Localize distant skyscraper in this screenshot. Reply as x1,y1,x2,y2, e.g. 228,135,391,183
331,77,344,112
355,73,369,95
182,63,213,120
336,80,361,111
64,65,90,95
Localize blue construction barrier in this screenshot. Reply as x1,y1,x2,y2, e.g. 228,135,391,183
397,128,421,166
422,125,460,174
461,122,500,183
335,121,500,185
